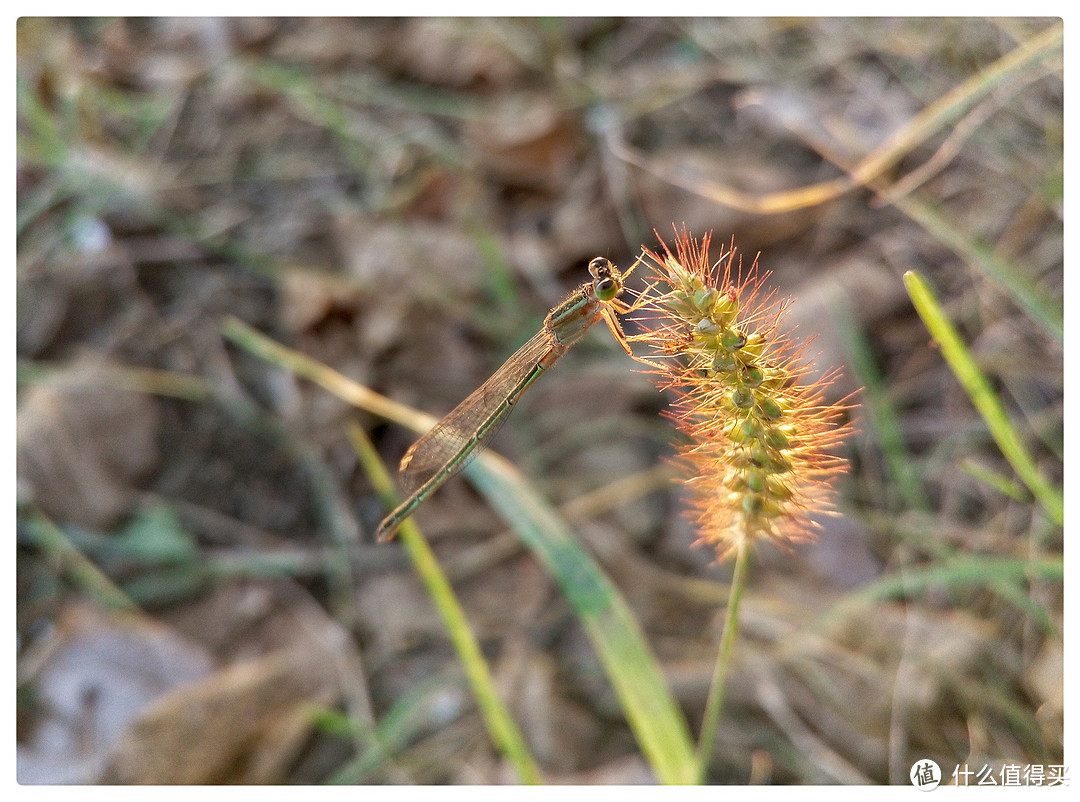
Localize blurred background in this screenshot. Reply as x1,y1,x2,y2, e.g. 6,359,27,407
16,18,1063,784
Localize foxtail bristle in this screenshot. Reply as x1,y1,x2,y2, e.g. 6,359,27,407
633,228,853,560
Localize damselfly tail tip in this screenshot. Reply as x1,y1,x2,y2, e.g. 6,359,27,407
375,519,399,542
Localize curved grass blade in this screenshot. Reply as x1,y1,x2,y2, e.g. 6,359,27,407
903,271,1063,526
349,422,542,785
464,452,697,785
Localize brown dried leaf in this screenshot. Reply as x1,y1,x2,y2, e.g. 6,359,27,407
101,581,357,783
333,216,495,297
1026,632,1063,731
16,604,214,784
392,18,526,89
463,93,582,188
277,265,364,334
330,216,502,375
99,648,337,784
17,356,161,529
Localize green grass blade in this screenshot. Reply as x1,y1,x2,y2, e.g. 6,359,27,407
464,452,698,785
903,271,1063,526
21,510,139,611
896,199,1062,343
834,298,931,512
323,673,467,784
958,458,1032,503
349,423,542,785
837,554,1062,635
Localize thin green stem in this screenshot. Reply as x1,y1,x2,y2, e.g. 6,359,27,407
22,508,139,611
468,451,698,784
893,197,1061,343
695,537,751,782
903,271,1063,526
347,423,543,785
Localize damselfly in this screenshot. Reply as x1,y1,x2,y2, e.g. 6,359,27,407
376,256,646,541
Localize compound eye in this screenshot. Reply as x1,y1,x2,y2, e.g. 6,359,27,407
588,256,612,279
595,276,620,301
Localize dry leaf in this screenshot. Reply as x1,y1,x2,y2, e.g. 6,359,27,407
17,356,161,529
277,265,364,334
462,93,581,188
392,18,526,89
16,604,214,784
99,648,338,784
101,581,357,783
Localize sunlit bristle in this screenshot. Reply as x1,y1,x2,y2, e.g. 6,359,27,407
632,227,854,560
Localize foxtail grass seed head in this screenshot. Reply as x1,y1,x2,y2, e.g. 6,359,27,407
634,229,853,561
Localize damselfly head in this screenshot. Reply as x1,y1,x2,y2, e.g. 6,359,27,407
588,256,622,301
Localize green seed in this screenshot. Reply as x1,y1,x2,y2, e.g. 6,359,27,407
732,387,754,408
764,428,789,449
760,398,783,420
721,330,748,351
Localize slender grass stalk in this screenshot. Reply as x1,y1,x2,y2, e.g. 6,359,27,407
891,197,1062,343
903,271,1063,526
17,359,213,402
22,508,138,611
815,552,1062,634
607,22,1062,216
348,422,543,784
221,316,431,432
833,300,931,512
465,450,698,784
695,537,750,781
959,459,1032,504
